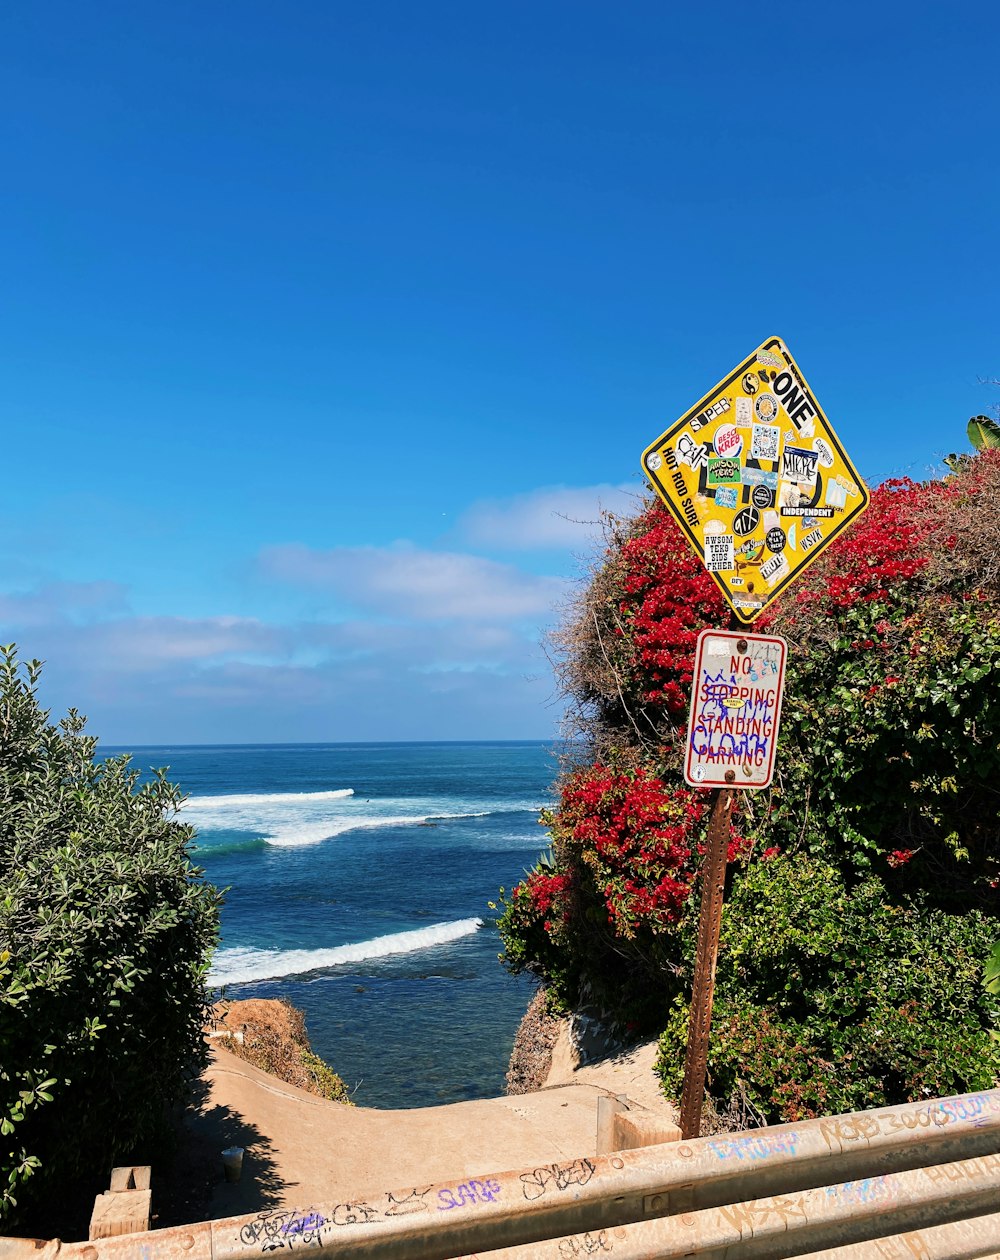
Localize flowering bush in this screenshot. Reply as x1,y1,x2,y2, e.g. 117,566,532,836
551,505,726,748
614,510,728,720
500,448,1000,1117
557,763,751,936
760,454,1000,904
498,757,746,1026
563,765,700,931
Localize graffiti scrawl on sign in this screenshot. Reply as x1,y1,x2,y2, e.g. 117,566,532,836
685,629,787,790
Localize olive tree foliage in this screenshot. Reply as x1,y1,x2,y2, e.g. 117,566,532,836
0,647,222,1226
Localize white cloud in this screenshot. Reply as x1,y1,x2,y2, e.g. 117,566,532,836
101,655,556,743
0,581,128,627
458,483,641,549
72,616,286,671
0,586,289,675
22,625,555,744
0,525,571,742
302,619,537,673
260,542,570,621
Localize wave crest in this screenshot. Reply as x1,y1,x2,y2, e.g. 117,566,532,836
186,788,355,809
264,811,489,847
210,918,482,985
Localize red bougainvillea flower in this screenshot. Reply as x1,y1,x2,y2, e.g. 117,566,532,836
603,465,991,724
524,870,572,915
609,503,727,720
552,763,748,938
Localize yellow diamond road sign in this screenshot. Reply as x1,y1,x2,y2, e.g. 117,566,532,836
642,336,869,624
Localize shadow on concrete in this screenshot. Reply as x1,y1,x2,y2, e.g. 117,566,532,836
154,1072,288,1227
5,1070,288,1243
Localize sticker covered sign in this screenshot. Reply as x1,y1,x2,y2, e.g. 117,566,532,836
685,629,787,790
641,337,869,623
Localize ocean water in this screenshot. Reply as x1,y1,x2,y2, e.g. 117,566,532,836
110,742,556,1109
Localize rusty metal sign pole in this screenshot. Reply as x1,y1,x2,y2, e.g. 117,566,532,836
678,615,748,1140
639,342,870,1141
678,781,736,1139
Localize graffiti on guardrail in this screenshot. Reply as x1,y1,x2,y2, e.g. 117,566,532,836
384,1187,432,1216
707,1132,800,1161
924,1153,1000,1184
717,1193,807,1232
237,1177,507,1252
438,1179,503,1210
819,1092,1000,1153
240,1209,332,1250
280,1212,326,1237
520,1159,596,1201
558,1231,612,1256
937,1094,1000,1125
826,1177,891,1206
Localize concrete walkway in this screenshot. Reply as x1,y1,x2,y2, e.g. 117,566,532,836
184,1042,667,1221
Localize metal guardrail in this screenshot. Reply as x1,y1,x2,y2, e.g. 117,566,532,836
802,1211,1000,1260
1,1089,999,1260
448,1156,1000,1258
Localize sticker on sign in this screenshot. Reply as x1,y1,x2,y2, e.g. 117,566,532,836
640,336,869,624
685,629,787,790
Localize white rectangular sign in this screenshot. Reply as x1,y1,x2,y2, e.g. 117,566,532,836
684,629,787,790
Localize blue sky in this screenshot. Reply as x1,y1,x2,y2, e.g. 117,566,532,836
2,1,998,743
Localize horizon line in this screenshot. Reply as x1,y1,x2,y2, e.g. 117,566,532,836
99,738,577,749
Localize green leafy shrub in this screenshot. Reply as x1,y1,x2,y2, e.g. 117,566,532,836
496,875,576,1010
656,855,1000,1120
0,647,222,1227
299,1050,354,1104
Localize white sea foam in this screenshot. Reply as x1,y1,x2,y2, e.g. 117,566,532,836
185,788,355,810
263,811,490,847
180,782,546,851
210,918,482,985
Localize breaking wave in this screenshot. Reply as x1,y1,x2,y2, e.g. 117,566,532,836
263,811,489,847
210,918,483,985
181,784,542,850
185,788,355,810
